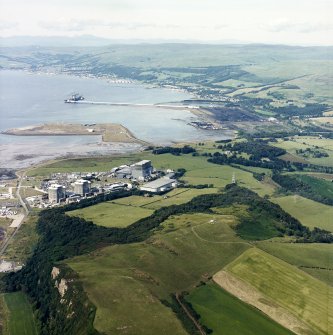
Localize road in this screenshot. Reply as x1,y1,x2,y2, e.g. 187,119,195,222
15,170,29,215
0,170,29,257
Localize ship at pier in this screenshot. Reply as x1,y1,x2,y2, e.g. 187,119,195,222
64,93,85,103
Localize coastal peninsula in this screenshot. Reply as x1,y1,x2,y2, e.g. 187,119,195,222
3,123,148,145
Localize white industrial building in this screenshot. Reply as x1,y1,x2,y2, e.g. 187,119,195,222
131,160,153,181
74,179,91,196
140,178,177,193
48,184,66,203
104,182,129,192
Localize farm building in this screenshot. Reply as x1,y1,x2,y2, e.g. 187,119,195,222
140,177,177,193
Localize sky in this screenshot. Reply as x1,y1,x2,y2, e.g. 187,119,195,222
0,0,332,45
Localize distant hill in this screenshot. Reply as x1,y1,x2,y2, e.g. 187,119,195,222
0,35,117,47
0,35,283,48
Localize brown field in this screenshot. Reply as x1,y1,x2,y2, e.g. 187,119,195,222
278,153,309,164
323,110,333,116
305,173,333,181
310,117,333,124
222,248,332,335
213,270,312,335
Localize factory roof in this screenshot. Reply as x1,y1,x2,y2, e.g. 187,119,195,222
133,160,151,166
74,179,91,184
141,178,176,189
116,167,131,174
49,184,65,189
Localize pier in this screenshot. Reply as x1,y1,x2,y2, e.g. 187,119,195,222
67,100,199,110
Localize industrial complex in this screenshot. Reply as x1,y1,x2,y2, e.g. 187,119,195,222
22,159,179,209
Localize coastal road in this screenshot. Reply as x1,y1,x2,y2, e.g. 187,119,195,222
15,170,29,215
0,170,29,257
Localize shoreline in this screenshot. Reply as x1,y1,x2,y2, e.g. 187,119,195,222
0,141,145,170
1,68,215,124
2,123,150,146
0,70,233,169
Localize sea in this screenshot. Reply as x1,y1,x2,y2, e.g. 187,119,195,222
0,70,232,168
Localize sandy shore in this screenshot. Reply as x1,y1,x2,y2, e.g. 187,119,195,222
0,139,144,169
1,123,148,168
3,123,149,145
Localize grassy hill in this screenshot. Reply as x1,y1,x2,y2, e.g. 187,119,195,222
67,213,250,334
1,44,332,109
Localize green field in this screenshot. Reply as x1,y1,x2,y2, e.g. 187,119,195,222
272,137,333,167
272,195,333,231
27,155,140,176
2,216,39,263
214,203,286,241
293,174,333,202
1,292,38,335
67,213,250,334
187,283,294,335
67,201,154,228
306,172,333,181
180,164,275,197
113,188,219,210
236,212,284,241
292,137,333,151
225,248,333,335
257,242,333,286
273,173,333,206
76,272,188,335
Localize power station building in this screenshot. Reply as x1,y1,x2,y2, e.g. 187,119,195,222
74,179,91,196
130,160,153,181
48,184,66,203
140,177,177,193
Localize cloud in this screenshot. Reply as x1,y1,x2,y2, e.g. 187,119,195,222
38,19,181,32
214,24,229,30
39,19,99,32
0,21,18,31
262,19,333,33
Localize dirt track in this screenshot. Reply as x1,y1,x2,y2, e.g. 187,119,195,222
175,293,206,335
